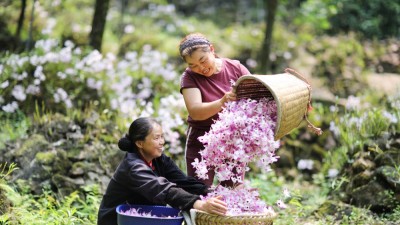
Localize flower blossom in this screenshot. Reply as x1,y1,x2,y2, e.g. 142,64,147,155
297,159,314,170
194,98,279,182
11,85,26,101
276,199,287,209
120,208,177,218
2,101,18,113
283,187,291,198
201,185,276,215
345,95,361,111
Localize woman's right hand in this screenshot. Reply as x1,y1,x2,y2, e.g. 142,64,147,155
193,196,227,216
221,89,237,105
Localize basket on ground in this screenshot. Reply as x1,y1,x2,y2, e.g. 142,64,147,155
116,204,183,225
233,68,322,140
190,209,277,225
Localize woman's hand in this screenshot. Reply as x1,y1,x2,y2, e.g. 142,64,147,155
193,196,227,216
221,89,237,105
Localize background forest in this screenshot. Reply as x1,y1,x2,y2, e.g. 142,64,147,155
1,0,400,224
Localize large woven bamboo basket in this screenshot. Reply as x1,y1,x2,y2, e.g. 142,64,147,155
190,209,277,225
233,68,322,140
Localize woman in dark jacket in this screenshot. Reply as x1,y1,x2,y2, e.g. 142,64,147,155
97,117,227,225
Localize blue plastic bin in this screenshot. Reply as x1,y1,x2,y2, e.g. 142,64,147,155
116,204,184,225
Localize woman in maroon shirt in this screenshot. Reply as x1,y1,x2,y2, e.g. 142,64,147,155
179,33,251,187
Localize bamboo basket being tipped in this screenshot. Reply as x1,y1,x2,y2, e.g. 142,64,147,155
233,68,322,140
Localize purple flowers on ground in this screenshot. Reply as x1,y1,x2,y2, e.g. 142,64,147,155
120,208,177,218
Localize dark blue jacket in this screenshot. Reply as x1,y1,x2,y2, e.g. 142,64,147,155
97,151,208,225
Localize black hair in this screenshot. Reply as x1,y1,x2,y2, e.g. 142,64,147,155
179,32,211,59
118,117,160,152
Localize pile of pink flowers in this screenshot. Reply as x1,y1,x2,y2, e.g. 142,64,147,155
194,97,286,215
193,98,280,183
201,184,276,215
120,208,177,218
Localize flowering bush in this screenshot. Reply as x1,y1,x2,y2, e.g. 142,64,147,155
193,98,280,183
0,39,187,154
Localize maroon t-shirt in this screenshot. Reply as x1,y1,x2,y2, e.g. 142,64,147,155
180,58,251,129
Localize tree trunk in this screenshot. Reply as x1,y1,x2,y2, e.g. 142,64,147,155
89,0,110,51
118,0,129,38
26,0,36,51
259,0,278,73
15,0,27,40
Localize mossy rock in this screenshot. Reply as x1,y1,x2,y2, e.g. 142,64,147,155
375,150,400,167
351,180,399,213
376,166,400,192
51,173,85,196
15,134,49,158
349,170,374,189
35,151,57,165
314,200,353,220
35,148,70,172
32,113,84,142
351,158,376,174
70,162,87,176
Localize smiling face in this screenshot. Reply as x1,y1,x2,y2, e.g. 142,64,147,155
184,46,217,77
135,122,165,162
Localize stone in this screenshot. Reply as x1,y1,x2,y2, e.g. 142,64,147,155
350,170,373,189
376,166,400,192
375,150,400,167
352,158,375,174
314,200,354,220
52,174,85,196
351,180,399,212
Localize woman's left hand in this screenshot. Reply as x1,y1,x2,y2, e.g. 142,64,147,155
193,196,227,216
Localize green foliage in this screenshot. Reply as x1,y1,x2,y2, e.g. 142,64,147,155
0,111,30,149
1,1,399,224
319,91,400,190
1,182,100,225
0,163,101,225
292,0,338,37
0,36,189,153
307,34,370,97
0,163,18,180
329,0,400,39
0,162,99,225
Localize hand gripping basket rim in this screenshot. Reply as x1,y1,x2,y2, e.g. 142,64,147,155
233,68,322,140
191,209,277,225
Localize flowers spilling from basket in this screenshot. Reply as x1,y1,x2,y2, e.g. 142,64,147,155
194,97,288,215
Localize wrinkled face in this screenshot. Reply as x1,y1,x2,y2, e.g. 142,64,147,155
136,123,165,161
185,47,217,77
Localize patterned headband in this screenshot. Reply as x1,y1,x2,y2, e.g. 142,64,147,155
179,37,211,56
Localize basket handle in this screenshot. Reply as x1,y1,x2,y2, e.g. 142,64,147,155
284,68,311,85
285,68,323,136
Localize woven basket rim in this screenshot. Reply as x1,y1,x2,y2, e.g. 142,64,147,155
191,209,278,220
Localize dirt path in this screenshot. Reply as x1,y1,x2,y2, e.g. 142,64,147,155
367,73,400,96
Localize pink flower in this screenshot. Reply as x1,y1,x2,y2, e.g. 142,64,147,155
195,98,280,183
195,97,286,215
283,188,291,198
201,184,276,215
276,199,287,209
